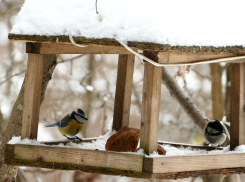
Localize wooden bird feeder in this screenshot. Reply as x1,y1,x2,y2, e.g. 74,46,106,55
4,2,245,180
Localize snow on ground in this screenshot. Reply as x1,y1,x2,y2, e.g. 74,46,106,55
10,0,245,47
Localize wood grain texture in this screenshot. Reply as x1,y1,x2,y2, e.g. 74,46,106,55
5,144,245,179
21,54,44,139
113,55,135,130
140,51,162,155
230,63,245,150
210,63,224,121
151,167,245,180
4,144,149,179
9,33,245,54
158,51,245,64
12,144,143,172
144,153,245,173
24,42,245,64
26,42,135,54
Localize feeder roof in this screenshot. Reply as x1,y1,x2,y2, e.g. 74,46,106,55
10,0,245,47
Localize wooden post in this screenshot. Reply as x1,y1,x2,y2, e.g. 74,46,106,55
210,63,224,121
21,53,44,139
140,51,162,155
230,63,245,150
113,54,135,130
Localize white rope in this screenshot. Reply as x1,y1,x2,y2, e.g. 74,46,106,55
69,34,88,48
68,0,245,67
114,36,245,66
68,33,245,66
97,13,102,22
96,0,102,22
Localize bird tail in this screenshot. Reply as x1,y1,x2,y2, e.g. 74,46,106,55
44,123,58,127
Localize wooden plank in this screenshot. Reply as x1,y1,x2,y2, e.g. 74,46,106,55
24,42,245,65
151,167,245,180
9,33,245,55
113,54,135,130
26,42,136,54
4,145,150,179
158,51,245,64
5,144,245,179
230,63,245,150
143,157,153,173
210,63,224,121
140,51,162,155
13,144,143,172
144,153,245,173
21,54,44,139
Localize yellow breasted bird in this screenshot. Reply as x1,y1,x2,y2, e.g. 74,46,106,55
45,108,88,141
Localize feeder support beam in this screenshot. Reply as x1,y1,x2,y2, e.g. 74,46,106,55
230,63,245,150
140,51,162,155
21,53,44,139
113,54,135,130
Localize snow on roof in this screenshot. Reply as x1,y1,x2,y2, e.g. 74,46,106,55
11,0,245,47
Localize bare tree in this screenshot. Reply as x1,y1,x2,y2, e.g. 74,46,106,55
0,55,57,181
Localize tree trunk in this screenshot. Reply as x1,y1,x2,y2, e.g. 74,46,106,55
0,54,57,182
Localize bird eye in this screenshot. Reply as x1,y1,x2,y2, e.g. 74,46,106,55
75,114,85,124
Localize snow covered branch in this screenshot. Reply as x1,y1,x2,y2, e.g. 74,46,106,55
162,67,209,130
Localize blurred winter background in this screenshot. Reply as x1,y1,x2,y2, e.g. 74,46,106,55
0,0,244,181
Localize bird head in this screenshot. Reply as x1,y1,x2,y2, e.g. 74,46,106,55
206,120,224,135
204,120,227,146
73,108,88,124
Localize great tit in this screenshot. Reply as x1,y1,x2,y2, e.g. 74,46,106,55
204,120,227,146
45,108,88,141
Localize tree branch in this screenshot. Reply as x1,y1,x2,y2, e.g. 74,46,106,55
162,67,209,130
0,70,26,86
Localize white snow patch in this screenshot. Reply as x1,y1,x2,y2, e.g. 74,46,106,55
8,136,45,146
10,0,245,47
85,85,94,91
8,130,116,151
148,144,245,158
8,134,245,157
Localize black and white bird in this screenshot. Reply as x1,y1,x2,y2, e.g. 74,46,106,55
204,120,227,146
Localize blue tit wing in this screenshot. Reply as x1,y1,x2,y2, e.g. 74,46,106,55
44,114,70,128
44,122,59,127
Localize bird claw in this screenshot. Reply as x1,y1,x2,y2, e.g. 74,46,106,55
74,135,83,142
204,143,210,146
64,135,83,142
64,135,74,141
